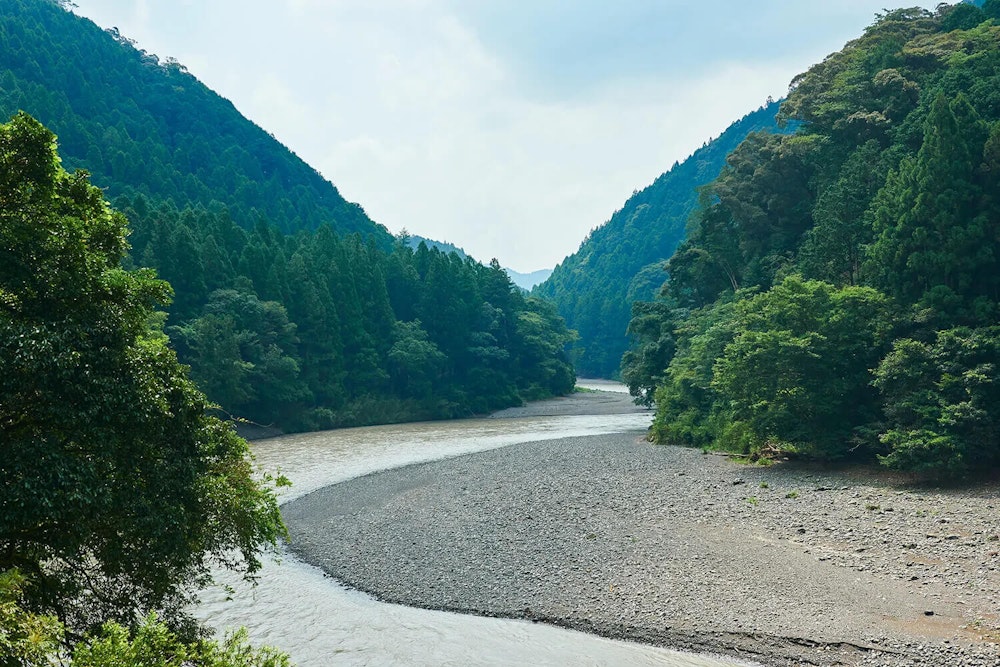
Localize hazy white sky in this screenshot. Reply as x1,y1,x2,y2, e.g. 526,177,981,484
71,1,937,272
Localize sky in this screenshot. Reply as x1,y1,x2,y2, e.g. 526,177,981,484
70,1,938,273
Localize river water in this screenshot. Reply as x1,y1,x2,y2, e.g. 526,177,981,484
194,392,756,666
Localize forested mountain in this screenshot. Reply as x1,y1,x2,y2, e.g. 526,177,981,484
0,0,387,239
624,2,1000,478
534,100,788,378
507,268,552,291
0,0,577,432
406,234,550,289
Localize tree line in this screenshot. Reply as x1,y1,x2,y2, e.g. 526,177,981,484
623,2,1000,478
122,193,576,431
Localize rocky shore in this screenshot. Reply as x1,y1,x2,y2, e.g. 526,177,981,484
282,392,1000,666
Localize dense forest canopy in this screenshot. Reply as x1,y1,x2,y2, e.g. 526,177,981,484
127,201,576,431
0,0,578,432
623,1,1000,478
0,0,388,240
534,100,789,378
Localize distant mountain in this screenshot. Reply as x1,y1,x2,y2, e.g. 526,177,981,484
406,234,550,290
534,100,790,378
506,268,552,291
0,0,389,241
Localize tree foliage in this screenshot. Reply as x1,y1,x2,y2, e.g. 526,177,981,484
624,4,1000,478
711,278,892,459
1,568,291,667
874,327,1000,476
0,113,284,635
0,0,388,240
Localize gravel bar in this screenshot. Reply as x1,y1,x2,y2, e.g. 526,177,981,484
282,393,1000,666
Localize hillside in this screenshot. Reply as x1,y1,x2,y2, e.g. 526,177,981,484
534,99,788,378
624,2,1000,478
0,1,577,431
0,0,388,240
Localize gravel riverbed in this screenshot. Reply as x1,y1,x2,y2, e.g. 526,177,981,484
282,392,1000,666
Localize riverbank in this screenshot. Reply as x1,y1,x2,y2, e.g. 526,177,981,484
281,391,1000,666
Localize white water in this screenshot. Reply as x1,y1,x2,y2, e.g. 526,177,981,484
194,400,757,666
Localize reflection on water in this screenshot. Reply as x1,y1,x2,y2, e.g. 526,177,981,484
195,404,757,666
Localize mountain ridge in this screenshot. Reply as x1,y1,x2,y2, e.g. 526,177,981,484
0,0,389,241
534,99,790,377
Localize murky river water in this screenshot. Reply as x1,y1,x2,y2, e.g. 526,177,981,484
194,391,756,666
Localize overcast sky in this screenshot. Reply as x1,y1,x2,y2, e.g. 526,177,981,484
70,1,937,272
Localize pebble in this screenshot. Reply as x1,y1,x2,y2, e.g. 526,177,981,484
282,429,1000,667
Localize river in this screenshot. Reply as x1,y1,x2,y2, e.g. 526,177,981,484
194,388,757,666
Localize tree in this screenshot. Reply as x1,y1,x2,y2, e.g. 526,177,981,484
387,320,446,399
866,94,994,317
939,3,985,32
647,298,739,449
1,569,292,666
712,277,892,459
798,140,889,286
621,299,676,406
0,113,285,635
873,327,1000,478
175,289,309,427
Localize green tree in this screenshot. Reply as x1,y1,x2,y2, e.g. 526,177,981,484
621,299,676,406
866,94,993,317
798,140,890,286
712,277,892,459
387,320,446,399
0,114,284,635
939,3,985,32
648,298,738,449
1,569,292,666
873,327,1000,478
73,615,291,667
0,569,63,665
512,297,577,400
176,289,309,426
